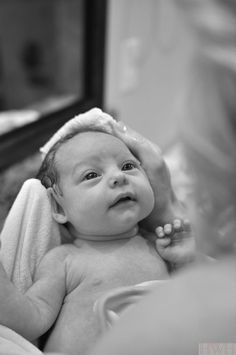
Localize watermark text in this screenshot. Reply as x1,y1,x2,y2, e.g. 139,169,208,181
199,343,236,355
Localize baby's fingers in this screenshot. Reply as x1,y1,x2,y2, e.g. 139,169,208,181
155,219,192,246
155,226,172,252
156,224,173,238
156,226,165,238
173,219,182,231
173,218,192,233
182,219,192,232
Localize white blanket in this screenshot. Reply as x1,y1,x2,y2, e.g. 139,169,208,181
0,179,61,293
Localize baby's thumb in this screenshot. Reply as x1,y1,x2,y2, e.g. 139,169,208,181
155,237,171,250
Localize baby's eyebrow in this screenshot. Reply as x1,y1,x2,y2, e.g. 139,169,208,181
72,162,84,175
72,159,98,178
128,154,141,164
72,162,88,180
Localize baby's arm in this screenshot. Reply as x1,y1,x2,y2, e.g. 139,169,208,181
0,247,67,340
155,218,195,271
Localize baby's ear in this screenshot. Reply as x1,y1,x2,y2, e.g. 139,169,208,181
47,187,68,224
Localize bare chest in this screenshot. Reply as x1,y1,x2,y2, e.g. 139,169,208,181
66,235,168,295
43,235,168,354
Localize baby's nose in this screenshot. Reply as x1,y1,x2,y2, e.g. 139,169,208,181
109,172,127,188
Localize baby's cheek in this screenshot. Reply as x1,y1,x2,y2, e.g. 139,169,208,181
142,183,155,217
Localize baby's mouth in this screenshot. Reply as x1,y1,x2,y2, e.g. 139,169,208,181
110,194,136,208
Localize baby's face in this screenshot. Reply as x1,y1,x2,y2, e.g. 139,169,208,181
55,131,154,239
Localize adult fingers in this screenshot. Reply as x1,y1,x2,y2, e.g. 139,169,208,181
113,121,162,163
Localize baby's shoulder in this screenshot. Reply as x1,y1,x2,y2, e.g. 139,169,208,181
39,244,79,268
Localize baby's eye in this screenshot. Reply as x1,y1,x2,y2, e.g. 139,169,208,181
84,172,99,180
122,161,137,171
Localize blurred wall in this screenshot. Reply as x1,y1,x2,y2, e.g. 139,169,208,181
0,0,83,111
104,0,194,150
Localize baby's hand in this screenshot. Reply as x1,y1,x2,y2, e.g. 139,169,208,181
155,219,196,271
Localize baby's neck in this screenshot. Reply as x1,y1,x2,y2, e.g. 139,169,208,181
71,225,139,243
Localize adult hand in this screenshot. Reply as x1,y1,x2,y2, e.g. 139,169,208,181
113,122,185,231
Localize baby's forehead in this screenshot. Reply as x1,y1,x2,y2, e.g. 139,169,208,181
65,131,129,151
56,131,134,167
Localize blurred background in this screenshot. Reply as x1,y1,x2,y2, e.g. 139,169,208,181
0,0,195,229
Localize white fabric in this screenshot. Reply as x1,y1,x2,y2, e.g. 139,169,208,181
40,107,120,157
0,179,61,293
0,325,42,355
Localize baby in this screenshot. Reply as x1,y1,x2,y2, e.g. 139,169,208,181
0,113,193,355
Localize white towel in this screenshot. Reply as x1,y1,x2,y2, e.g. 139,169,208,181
0,325,42,355
40,107,122,157
0,179,61,293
